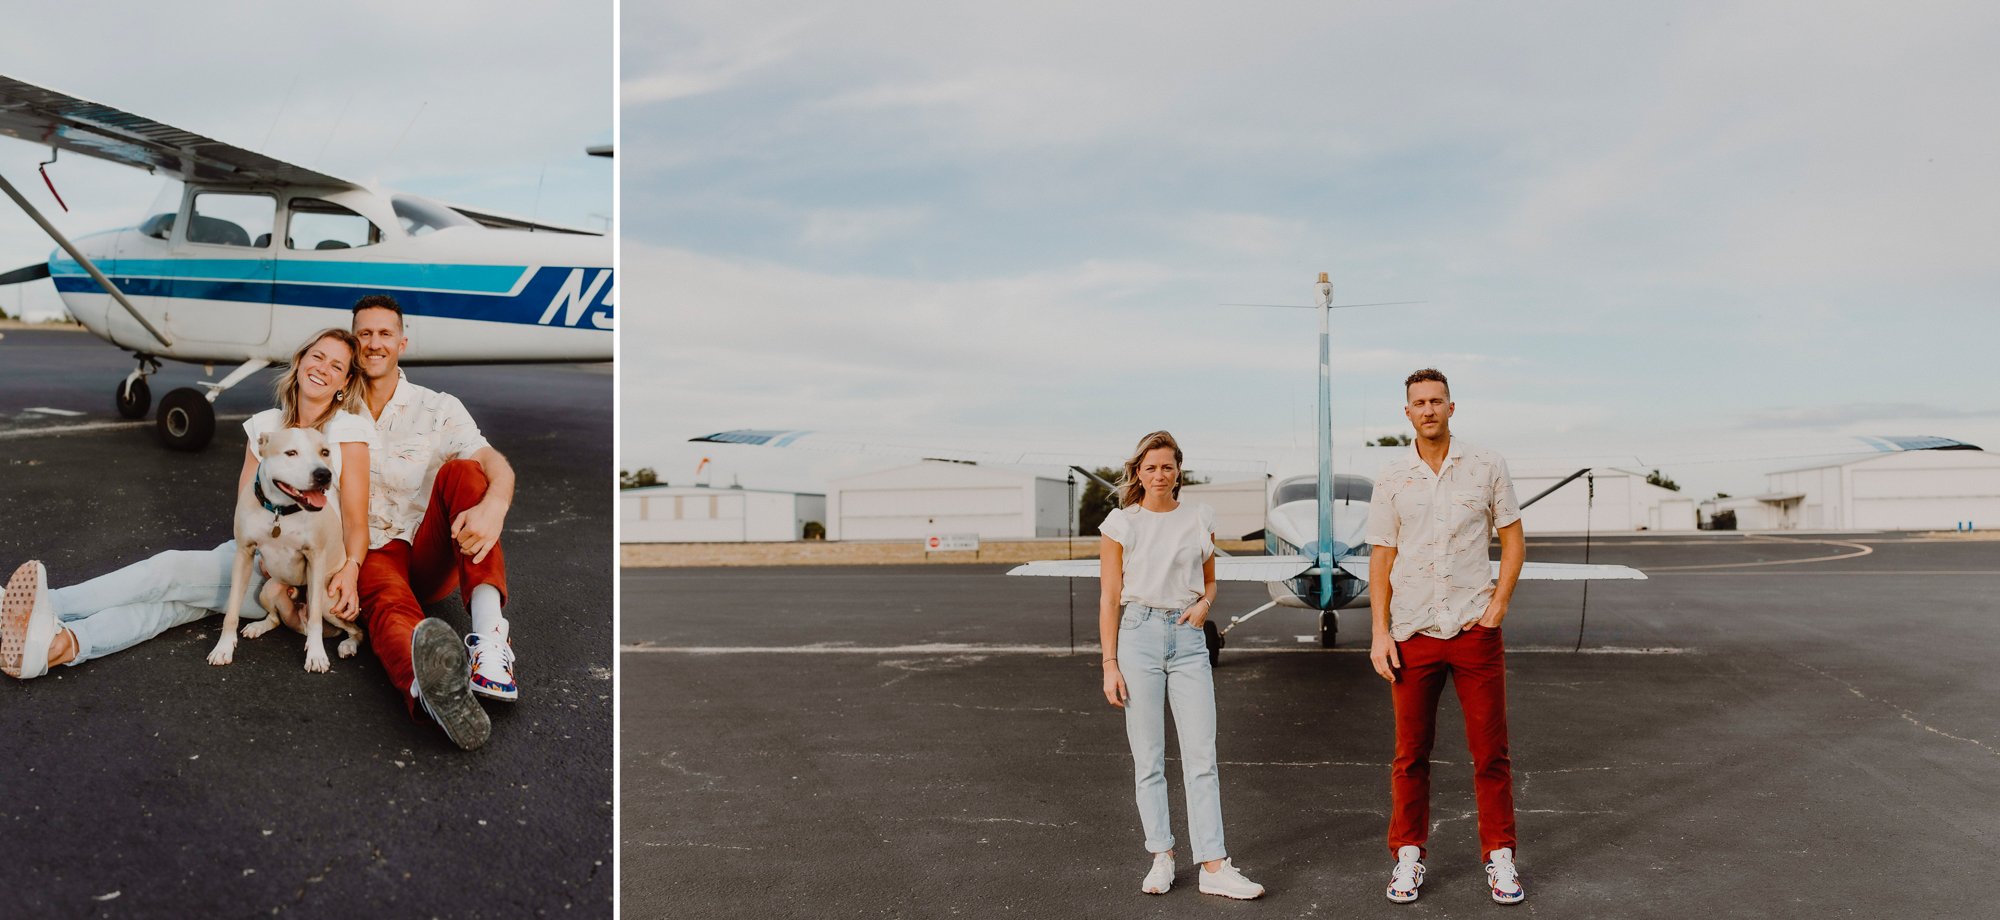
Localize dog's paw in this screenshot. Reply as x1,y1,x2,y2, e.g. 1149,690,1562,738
242,619,277,639
337,637,361,658
304,644,331,673
207,641,237,666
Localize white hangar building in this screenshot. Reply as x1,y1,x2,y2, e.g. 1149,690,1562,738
828,461,1078,541
1509,467,1698,533
621,484,826,543
1736,447,1999,531
1181,476,1270,541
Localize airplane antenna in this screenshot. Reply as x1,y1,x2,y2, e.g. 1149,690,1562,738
261,72,301,152
1314,271,1335,609
532,161,549,223
315,92,356,167
388,101,429,160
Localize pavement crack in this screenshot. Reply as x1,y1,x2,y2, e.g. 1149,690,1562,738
1787,659,2000,757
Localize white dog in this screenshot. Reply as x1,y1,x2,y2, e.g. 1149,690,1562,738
207,427,363,672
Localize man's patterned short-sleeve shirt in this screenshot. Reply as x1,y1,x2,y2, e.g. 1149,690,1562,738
1365,438,1521,640
363,370,490,550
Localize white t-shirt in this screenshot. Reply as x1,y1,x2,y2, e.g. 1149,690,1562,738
243,406,379,481
1098,502,1216,609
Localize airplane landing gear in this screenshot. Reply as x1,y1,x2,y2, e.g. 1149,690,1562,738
1204,620,1223,667
156,388,214,451
149,357,269,452
116,376,150,419
1318,610,1338,648
116,356,160,420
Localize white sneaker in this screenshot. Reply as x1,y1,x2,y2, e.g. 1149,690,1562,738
1386,845,1424,903
1197,858,1265,900
1486,847,1524,904
466,621,517,702
412,619,491,750
1141,851,1174,894
1,562,58,679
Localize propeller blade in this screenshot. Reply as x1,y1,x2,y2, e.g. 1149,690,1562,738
0,263,50,285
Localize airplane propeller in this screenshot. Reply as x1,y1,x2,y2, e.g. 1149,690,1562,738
0,262,50,285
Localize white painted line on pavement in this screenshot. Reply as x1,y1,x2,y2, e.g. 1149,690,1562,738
622,643,1696,656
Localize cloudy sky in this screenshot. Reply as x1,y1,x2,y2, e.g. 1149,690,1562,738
1,1,612,320
626,0,1999,497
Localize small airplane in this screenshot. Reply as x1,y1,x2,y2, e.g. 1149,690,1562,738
0,74,612,450
690,273,1979,662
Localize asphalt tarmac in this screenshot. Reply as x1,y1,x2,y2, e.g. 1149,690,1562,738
0,328,613,918
623,533,2000,918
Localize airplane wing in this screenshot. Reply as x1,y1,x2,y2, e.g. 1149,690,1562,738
0,75,354,187
690,429,1275,475
1008,555,1314,581
1508,561,1646,580
1335,560,1644,581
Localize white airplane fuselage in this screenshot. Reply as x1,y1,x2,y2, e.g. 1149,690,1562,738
51,184,612,364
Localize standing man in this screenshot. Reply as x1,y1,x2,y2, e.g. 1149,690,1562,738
351,294,520,751
1365,368,1527,905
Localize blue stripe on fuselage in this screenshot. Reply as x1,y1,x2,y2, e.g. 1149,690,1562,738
50,259,529,294
51,264,614,329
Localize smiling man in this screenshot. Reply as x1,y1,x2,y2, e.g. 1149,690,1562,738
350,294,519,750
1365,367,1528,905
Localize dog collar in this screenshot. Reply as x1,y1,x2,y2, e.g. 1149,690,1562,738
254,471,308,517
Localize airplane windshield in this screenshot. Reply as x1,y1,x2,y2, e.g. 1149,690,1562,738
392,195,475,236
1273,474,1374,506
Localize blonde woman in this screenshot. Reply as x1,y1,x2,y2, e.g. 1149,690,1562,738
1,329,376,678
1099,430,1264,899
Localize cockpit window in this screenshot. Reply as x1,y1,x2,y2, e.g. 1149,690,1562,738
187,192,275,248
288,198,381,250
1273,474,1374,507
392,195,475,236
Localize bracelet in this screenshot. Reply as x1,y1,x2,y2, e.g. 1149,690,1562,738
1102,657,1118,663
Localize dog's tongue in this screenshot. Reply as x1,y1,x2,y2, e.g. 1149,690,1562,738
297,489,328,511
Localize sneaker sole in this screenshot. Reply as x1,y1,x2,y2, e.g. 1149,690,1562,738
470,680,519,703
1198,886,1264,900
2,562,55,679
413,620,491,751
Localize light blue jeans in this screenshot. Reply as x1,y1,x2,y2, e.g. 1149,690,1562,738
50,542,263,665
1118,602,1226,863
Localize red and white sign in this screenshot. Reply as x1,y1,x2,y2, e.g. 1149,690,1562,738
924,533,980,552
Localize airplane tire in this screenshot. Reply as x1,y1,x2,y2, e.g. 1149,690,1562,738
115,377,150,419
1319,610,1338,648
156,387,215,451
1205,620,1223,667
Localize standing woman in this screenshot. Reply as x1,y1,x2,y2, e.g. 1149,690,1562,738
1,329,375,678
1099,430,1264,899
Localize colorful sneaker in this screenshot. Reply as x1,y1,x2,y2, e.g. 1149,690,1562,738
466,621,518,702
1486,847,1524,904
2,562,58,679
1386,845,1424,903
1141,851,1174,894
1197,858,1265,900
411,618,491,750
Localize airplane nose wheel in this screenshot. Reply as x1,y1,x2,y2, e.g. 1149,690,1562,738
1319,610,1338,648
156,387,215,451
115,376,150,419
1204,620,1223,667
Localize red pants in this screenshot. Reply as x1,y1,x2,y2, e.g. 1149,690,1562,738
359,459,508,714
1388,624,1516,858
